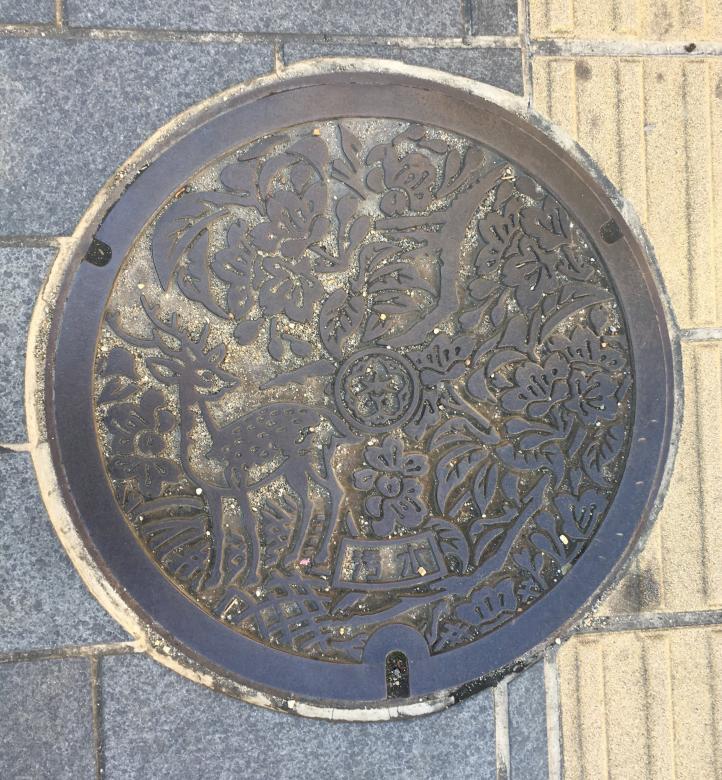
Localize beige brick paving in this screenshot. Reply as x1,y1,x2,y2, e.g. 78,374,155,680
532,27,722,776
530,0,722,41
558,628,722,779
598,341,722,615
533,56,722,329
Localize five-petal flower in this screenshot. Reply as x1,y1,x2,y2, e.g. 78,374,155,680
352,436,430,536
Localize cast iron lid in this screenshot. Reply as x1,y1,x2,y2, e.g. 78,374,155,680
45,69,673,712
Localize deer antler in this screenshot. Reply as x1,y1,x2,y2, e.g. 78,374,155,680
106,295,197,359
196,321,211,351
141,296,217,357
106,294,231,377
105,309,163,350
142,297,191,356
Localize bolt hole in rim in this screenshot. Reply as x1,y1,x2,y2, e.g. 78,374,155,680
42,65,674,716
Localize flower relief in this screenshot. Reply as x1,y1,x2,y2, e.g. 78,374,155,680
352,436,429,536
105,388,179,498
499,324,625,425
366,126,438,216
95,345,179,499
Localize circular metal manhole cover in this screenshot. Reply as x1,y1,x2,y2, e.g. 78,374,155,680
43,68,674,714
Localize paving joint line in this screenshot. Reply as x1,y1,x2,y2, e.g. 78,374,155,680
576,608,722,634
54,0,65,30
0,235,62,248
0,443,34,453
532,39,722,56
90,656,105,780
680,327,722,341
639,641,655,775
543,645,562,780
681,66,699,333
493,678,511,780
461,0,473,44
0,641,141,664
273,40,284,72
518,0,533,108
690,348,713,603
2,23,720,56
0,23,519,48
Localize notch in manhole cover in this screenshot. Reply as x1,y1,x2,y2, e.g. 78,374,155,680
40,65,674,717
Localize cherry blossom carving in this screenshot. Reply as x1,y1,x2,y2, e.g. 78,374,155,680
352,436,430,535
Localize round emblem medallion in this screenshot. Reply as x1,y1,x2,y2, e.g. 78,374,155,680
42,68,674,714
334,348,420,433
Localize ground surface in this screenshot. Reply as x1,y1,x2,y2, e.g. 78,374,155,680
0,1,720,778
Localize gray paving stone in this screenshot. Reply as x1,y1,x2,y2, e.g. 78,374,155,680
0,0,54,23
0,658,95,780
66,0,462,36
283,44,524,94
473,0,519,35
0,247,54,443
0,39,273,236
102,653,497,780
508,661,548,780
0,451,128,651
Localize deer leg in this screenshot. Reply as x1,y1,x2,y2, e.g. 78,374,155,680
202,491,227,591
235,488,260,587
282,471,312,569
310,467,342,571
203,489,260,590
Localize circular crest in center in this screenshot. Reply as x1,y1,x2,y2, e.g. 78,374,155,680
334,347,420,433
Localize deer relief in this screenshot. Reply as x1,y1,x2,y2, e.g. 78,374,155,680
107,297,350,590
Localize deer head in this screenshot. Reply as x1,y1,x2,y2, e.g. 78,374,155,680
106,296,239,399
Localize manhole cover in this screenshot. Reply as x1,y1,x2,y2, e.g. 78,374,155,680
43,68,674,714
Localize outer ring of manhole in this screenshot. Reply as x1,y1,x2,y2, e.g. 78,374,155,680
39,62,675,717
